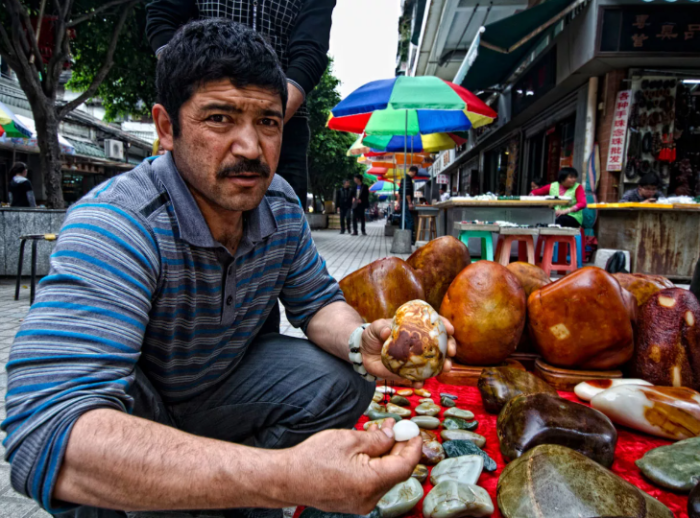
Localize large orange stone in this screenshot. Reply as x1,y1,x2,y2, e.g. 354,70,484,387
440,261,526,366
407,236,471,310
528,267,635,370
339,257,424,322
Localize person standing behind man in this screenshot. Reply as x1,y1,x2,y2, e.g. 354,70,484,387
146,0,336,210
352,174,369,236
9,162,36,207
336,179,353,234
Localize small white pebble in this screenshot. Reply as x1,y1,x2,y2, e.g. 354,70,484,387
393,420,420,441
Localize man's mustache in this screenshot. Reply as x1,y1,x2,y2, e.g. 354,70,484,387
216,159,272,179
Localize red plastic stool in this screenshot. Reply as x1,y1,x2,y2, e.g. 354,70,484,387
495,228,538,266
536,227,580,276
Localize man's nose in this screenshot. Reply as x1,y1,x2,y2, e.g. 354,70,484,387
231,123,262,160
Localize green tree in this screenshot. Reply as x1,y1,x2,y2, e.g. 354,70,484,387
68,2,156,121
307,58,366,212
0,0,142,208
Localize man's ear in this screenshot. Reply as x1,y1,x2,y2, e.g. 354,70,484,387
153,104,175,151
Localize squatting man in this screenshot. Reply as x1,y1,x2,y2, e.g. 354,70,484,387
3,20,457,517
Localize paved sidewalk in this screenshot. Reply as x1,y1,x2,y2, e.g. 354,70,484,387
0,219,405,517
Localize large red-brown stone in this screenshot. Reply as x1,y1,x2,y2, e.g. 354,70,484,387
440,261,526,366
339,257,424,322
528,267,635,370
506,262,551,297
632,288,700,390
613,273,673,307
407,236,471,310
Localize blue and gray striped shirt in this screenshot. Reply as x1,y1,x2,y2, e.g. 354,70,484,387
2,153,344,511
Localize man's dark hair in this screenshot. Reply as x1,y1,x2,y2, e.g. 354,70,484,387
409,166,419,173
354,174,363,181
156,20,288,137
557,167,579,184
639,173,661,188
10,162,27,176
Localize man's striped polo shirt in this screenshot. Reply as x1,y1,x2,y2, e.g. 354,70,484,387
2,153,344,510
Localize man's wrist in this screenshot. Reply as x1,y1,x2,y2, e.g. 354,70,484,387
348,324,376,381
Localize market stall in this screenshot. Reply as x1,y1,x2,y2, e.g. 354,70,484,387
434,198,561,238
591,202,700,280
337,238,698,518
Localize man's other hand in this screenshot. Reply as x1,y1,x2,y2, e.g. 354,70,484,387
285,420,422,514
360,317,457,388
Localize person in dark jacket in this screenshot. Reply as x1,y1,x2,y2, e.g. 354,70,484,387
352,174,369,236
336,179,353,234
146,0,336,210
9,162,36,207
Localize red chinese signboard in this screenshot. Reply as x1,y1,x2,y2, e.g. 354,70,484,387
606,90,632,172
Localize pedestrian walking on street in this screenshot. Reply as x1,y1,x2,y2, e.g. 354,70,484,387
336,178,353,234
400,166,417,242
8,162,36,207
352,173,369,235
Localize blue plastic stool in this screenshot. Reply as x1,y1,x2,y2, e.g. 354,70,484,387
553,234,583,266
458,230,495,262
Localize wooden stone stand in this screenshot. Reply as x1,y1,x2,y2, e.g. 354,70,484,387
437,358,525,386
534,359,623,391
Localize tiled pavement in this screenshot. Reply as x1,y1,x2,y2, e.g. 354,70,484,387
0,220,407,517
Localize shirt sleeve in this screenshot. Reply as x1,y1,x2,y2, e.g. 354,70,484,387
530,185,551,196
145,0,198,55
572,185,588,211
620,189,635,202
2,202,160,512
286,0,336,97
280,216,344,331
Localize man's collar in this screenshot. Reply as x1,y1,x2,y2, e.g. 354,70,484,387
151,153,277,250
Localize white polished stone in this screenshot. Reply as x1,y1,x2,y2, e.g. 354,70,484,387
393,420,420,442
574,379,653,402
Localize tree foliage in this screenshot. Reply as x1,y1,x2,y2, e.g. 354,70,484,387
0,0,141,207
68,2,156,121
307,58,365,209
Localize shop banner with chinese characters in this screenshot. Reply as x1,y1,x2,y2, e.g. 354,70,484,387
436,174,449,184
606,90,632,172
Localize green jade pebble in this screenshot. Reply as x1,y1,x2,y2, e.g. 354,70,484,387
368,409,402,422
440,396,456,408
390,395,411,407
443,440,497,471
376,477,424,518
443,408,474,420
411,416,440,429
442,417,478,431
636,437,700,491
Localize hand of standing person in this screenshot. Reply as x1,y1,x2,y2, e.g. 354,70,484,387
285,420,422,514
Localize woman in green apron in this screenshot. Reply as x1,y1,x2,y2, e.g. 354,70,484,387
530,167,587,228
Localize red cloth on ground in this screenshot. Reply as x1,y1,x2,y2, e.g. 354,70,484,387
530,184,588,212
353,379,689,518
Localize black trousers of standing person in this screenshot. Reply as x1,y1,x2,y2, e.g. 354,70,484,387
340,207,352,233
55,334,376,518
353,206,366,235
555,214,581,228
257,117,310,336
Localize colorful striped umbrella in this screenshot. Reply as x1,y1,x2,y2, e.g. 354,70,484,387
0,101,32,138
363,132,468,153
329,76,497,135
369,180,395,193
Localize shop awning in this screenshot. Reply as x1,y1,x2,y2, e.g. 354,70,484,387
0,114,76,155
460,0,586,92
65,137,106,159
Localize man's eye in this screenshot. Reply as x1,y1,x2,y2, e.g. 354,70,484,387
260,118,279,127
207,115,227,123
